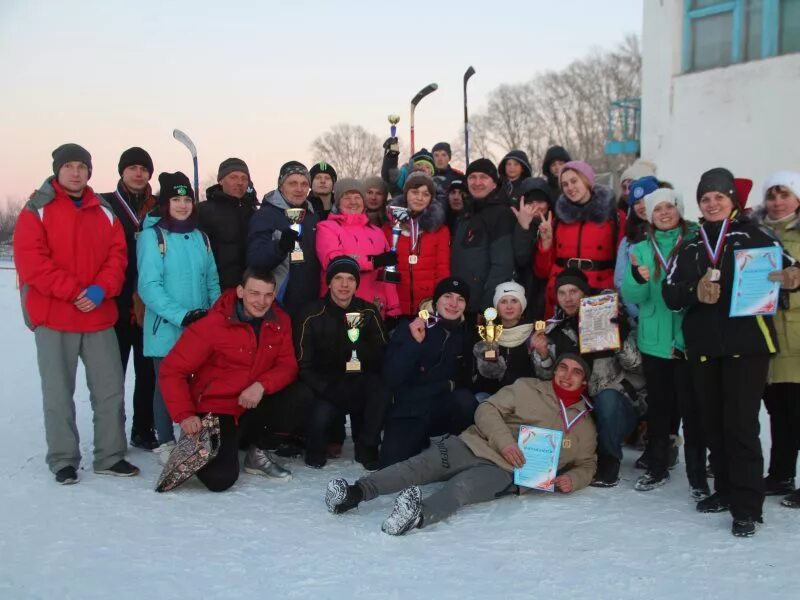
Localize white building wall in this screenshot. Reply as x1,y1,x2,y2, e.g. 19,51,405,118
641,0,800,218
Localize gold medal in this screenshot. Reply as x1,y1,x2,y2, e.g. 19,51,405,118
535,320,546,332
709,268,721,282
408,254,418,265
419,309,429,321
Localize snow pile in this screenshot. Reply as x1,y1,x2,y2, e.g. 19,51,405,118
0,271,795,599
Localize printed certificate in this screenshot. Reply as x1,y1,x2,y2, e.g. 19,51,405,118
513,425,563,492
729,247,781,318
578,292,621,353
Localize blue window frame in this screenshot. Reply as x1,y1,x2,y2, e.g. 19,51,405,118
683,0,800,72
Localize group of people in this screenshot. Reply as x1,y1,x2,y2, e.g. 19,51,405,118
13,138,799,539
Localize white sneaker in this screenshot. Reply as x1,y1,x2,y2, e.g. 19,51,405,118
154,441,176,465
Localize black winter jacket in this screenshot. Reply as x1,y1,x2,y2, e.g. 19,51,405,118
198,184,258,289
294,294,387,397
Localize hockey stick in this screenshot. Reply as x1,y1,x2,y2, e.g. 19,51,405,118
463,66,476,165
172,129,199,199
409,83,438,155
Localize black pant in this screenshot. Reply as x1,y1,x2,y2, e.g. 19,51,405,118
196,387,309,492
114,318,155,436
379,388,478,468
642,354,706,484
691,355,769,520
764,382,800,481
304,373,392,464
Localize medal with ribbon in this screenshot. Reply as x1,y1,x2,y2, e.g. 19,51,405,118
699,219,731,281
558,396,593,432
408,217,420,265
649,232,682,272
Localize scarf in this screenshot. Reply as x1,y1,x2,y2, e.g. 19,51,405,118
497,322,534,348
552,380,586,407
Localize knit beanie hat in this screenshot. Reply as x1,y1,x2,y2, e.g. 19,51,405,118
628,176,660,206
403,171,436,198
432,142,452,158
554,352,593,378
433,276,470,306
278,161,310,188
333,178,366,204
644,188,685,223
465,158,500,184
217,157,250,181
555,267,591,295
493,281,527,312
363,176,388,194
310,162,338,184
118,147,153,178
518,177,555,206
326,255,360,287
499,150,533,179
697,167,738,205
52,143,92,178
157,171,194,204
448,179,466,193
411,149,435,174
763,170,800,201
620,159,657,183
560,161,596,189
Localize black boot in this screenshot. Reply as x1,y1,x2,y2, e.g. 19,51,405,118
781,488,800,508
764,475,795,496
732,517,762,537
130,428,158,450
325,478,364,514
354,444,380,472
591,455,621,488
697,492,730,513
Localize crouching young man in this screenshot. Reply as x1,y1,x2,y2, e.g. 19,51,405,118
325,354,597,535
159,268,301,491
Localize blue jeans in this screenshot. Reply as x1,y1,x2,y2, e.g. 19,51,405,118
152,358,176,444
592,389,638,461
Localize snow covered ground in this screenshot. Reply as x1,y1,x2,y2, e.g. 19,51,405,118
0,267,796,599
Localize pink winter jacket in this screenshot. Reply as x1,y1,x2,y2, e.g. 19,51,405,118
316,212,401,318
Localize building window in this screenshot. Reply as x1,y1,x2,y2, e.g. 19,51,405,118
683,0,800,72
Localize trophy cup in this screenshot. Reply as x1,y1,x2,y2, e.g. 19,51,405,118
382,206,409,283
388,114,400,145
284,207,306,263
345,312,365,373
477,307,504,361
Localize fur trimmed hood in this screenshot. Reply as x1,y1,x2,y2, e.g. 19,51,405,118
555,184,617,225
393,195,447,233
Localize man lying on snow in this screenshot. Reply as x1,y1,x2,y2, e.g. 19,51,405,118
324,354,597,535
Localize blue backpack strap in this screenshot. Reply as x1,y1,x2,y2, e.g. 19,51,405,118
155,226,167,257
199,230,211,253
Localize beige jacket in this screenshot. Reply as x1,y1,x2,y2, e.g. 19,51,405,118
460,378,597,491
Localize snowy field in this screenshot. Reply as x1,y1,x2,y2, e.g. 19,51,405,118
0,267,796,599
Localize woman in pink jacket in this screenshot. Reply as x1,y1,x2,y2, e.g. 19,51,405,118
316,178,401,318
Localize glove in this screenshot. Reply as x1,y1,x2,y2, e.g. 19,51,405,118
473,342,508,380
697,268,720,304
278,228,300,254
181,309,208,327
383,137,400,156
371,251,398,268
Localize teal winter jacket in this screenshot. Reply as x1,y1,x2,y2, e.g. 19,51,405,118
621,223,697,359
137,215,221,357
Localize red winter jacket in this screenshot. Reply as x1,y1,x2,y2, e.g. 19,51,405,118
534,185,626,317
13,178,127,332
383,209,450,316
159,289,298,424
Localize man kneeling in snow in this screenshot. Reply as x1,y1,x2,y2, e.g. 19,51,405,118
325,354,597,535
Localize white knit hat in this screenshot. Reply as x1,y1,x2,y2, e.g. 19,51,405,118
762,171,800,201
493,281,527,312
620,159,657,183
644,188,685,224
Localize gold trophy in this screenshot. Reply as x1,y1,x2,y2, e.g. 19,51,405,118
284,207,306,263
477,307,503,361
345,312,365,373
388,114,400,154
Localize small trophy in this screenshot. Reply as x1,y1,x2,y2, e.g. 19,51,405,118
388,114,400,138
285,208,306,263
382,206,409,283
477,307,504,361
345,312,364,373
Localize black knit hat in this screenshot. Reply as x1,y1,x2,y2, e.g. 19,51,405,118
118,147,153,178
309,162,338,184
326,255,361,287
465,158,499,184
52,143,92,178
217,157,250,182
499,150,532,179
554,352,593,378
555,267,591,295
278,161,310,188
696,167,739,206
432,142,452,158
518,177,555,206
157,171,194,204
433,276,470,306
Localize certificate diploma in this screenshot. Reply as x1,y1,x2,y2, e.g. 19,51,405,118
729,246,781,318
578,292,621,354
513,425,563,492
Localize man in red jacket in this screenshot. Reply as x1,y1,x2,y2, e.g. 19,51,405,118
159,267,300,491
14,143,139,484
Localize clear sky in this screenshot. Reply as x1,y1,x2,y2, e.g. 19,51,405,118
0,0,642,202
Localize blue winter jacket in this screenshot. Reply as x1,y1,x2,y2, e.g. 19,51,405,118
137,215,221,357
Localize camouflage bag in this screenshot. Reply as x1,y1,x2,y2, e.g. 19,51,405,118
155,413,221,492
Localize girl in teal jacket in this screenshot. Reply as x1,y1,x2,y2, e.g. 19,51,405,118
137,172,221,453
621,189,707,498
